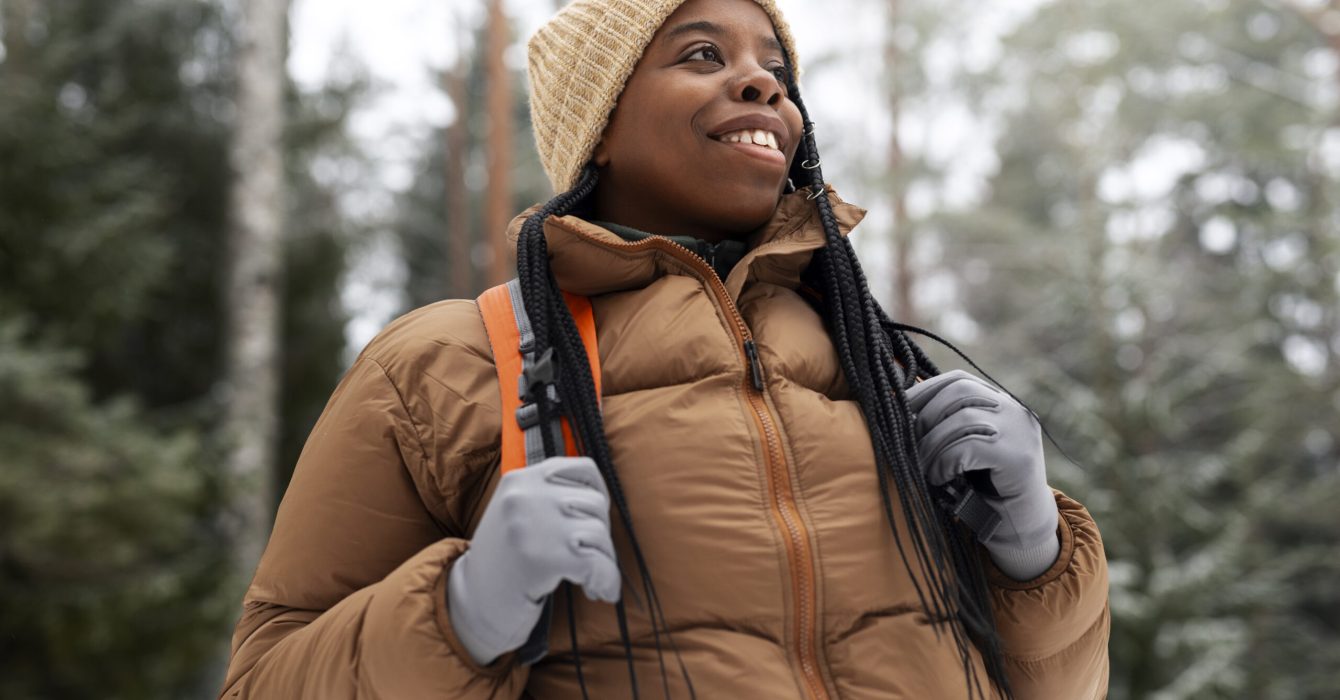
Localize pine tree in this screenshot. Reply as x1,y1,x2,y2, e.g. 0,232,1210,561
926,0,1340,696
0,0,366,695
394,4,551,309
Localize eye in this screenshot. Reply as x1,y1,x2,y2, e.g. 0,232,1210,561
770,65,792,84
684,44,724,64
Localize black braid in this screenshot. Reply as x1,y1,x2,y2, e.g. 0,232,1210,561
515,165,694,700
564,586,588,694
784,72,1014,698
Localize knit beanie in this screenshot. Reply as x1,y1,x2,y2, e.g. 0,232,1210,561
527,0,801,193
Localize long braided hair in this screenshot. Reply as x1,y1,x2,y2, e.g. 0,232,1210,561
512,68,1013,699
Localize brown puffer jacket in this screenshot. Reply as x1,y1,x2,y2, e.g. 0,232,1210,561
220,186,1109,699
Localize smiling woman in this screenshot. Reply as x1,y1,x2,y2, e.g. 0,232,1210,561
218,1,1111,699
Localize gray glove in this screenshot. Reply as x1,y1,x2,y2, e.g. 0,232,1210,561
447,456,621,666
905,370,1060,581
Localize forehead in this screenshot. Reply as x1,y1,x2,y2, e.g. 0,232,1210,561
653,0,786,54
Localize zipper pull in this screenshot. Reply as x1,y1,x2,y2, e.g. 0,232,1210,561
744,339,765,392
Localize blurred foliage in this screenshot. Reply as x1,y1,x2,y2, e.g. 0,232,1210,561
0,320,229,699
0,0,366,696
0,0,231,409
919,0,1340,697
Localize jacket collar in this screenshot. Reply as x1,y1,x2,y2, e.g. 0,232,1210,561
504,185,867,301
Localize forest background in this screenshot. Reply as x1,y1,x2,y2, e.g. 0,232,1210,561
1,0,1337,698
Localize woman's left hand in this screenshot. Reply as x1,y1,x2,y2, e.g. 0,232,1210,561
905,370,1061,581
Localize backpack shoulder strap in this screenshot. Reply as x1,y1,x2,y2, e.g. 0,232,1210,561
476,278,602,665
477,279,601,474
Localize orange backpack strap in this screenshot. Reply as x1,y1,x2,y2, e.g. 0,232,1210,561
477,279,601,474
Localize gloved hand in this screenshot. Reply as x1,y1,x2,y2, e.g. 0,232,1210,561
447,456,621,666
905,370,1060,581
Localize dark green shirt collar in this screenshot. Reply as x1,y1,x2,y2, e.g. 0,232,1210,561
590,219,747,282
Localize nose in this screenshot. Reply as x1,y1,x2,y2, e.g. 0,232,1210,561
735,63,785,107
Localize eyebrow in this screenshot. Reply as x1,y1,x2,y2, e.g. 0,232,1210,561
661,20,785,54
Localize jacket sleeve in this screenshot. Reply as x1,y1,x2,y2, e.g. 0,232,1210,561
985,489,1110,700
218,344,527,699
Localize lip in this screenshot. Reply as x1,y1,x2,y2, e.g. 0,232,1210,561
714,139,787,169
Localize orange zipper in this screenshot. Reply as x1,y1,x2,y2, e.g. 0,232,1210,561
550,219,831,700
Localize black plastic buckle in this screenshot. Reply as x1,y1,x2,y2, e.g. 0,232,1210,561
520,347,556,403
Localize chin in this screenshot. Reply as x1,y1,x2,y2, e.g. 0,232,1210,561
705,182,786,228
715,201,780,235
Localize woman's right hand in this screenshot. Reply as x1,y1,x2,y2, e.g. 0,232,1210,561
446,456,620,666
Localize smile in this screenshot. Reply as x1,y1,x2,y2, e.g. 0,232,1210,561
711,130,786,168
717,128,780,150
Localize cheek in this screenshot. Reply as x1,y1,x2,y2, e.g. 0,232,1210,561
612,88,697,147
611,97,706,175
645,87,709,146
783,104,805,156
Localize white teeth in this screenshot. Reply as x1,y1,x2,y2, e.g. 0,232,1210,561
718,129,779,150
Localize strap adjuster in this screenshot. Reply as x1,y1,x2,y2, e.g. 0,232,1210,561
514,395,559,430
519,347,556,402
516,347,563,436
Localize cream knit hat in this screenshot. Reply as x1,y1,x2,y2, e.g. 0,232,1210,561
527,0,801,193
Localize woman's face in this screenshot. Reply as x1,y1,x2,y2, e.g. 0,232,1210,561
590,0,804,243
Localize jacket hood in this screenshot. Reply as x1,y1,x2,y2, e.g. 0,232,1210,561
504,185,868,301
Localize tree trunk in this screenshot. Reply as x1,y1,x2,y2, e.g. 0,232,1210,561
484,0,514,286
444,48,472,298
444,55,471,295
223,0,288,581
884,0,917,324
2,0,34,71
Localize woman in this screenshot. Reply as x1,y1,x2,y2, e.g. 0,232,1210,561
219,0,1109,697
